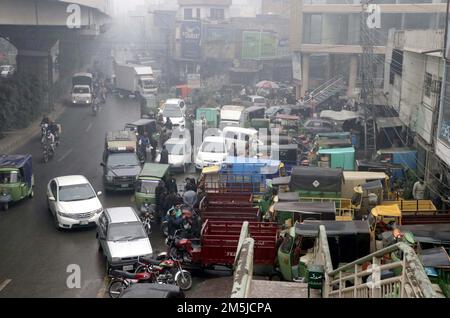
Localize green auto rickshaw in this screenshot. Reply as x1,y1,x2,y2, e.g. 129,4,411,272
196,107,220,128
0,154,34,210
277,220,371,281
135,163,170,209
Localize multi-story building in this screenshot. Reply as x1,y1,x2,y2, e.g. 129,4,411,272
290,0,447,98
384,28,449,207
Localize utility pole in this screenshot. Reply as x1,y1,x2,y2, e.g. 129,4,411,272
360,0,377,158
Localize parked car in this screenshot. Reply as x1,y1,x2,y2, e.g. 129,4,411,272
96,207,153,272
302,119,337,134
160,98,186,127
195,136,227,170
47,175,103,229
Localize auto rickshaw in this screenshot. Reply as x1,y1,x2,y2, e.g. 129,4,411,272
124,119,158,139
134,163,170,209
196,107,220,128
276,220,371,281
243,106,266,128
274,114,300,137
272,201,336,227
0,154,34,210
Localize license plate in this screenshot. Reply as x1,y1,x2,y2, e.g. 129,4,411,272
80,221,89,225
123,265,133,271
121,184,129,188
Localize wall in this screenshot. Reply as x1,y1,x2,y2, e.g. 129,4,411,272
177,5,230,20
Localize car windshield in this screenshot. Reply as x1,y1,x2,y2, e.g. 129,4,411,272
254,98,265,104
59,183,95,202
0,171,18,184
73,87,90,94
107,153,139,167
108,222,147,241
137,180,159,194
166,143,184,155
163,104,182,117
201,141,225,153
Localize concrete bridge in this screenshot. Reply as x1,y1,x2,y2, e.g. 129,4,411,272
0,0,113,85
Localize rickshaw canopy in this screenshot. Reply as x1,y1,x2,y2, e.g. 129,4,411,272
343,171,388,181
295,220,370,237
201,165,221,175
139,163,170,179
289,166,343,192
399,224,450,246
223,156,281,175
273,201,336,219
371,204,401,217
277,192,299,202
0,154,33,187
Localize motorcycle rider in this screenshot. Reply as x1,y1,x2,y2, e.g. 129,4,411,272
167,204,183,237
149,134,157,162
44,129,56,154
48,120,60,145
138,132,150,162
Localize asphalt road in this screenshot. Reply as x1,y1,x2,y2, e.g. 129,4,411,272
0,95,206,298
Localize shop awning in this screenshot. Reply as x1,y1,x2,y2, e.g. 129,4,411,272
376,117,404,131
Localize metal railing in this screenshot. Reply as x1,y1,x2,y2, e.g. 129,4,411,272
313,225,439,298
304,76,345,104
231,221,254,298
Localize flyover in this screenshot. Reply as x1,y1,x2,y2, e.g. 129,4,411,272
0,0,112,85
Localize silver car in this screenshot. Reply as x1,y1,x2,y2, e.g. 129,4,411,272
96,207,153,272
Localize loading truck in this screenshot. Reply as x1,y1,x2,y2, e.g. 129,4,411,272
72,73,93,105
113,62,158,97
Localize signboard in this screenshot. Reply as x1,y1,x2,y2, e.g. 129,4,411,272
180,21,201,60
187,73,201,89
242,31,278,60
292,52,302,81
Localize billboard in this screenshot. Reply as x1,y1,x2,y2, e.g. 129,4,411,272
187,73,201,89
180,21,201,60
242,31,278,60
292,52,302,81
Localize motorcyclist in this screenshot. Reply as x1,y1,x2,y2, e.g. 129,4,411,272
138,132,150,162
49,121,60,145
41,116,50,126
167,204,183,237
44,129,56,154
184,178,197,192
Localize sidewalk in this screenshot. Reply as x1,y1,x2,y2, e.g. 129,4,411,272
0,100,67,155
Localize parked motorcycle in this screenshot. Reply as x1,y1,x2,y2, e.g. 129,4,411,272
135,255,192,291
107,269,153,298
140,202,155,237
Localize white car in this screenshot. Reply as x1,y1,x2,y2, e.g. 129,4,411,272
196,136,227,170
164,137,192,173
160,98,186,126
47,175,103,229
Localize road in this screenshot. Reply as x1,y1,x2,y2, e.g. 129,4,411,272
0,95,213,298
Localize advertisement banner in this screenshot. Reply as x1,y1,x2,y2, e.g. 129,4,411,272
260,32,277,58
187,73,201,89
180,21,201,60
242,31,278,60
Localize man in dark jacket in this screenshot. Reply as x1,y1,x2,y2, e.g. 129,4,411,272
160,145,169,164
167,175,178,194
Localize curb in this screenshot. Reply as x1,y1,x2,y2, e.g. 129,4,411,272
0,100,67,155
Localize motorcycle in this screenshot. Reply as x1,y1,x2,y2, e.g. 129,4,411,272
107,269,153,298
42,142,55,163
135,254,192,291
92,102,98,116
140,202,155,237
166,229,195,264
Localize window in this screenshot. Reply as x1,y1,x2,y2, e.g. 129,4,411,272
210,8,224,20
424,72,432,98
184,8,193,20
50,181,57,198
196,8,201,19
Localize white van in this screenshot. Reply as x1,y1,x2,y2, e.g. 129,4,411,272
195,136,227,170
241,95,266,108
163,137,192,173
222,126,261,157
161,99,186,127
219,105,245,130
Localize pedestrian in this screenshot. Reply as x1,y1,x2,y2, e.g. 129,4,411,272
160,145,169,164
155,180,166,219
412,178,426,200
167,174,178,194
165,117,173,131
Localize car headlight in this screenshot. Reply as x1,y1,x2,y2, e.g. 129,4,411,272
57,211,71,218
86,100,90,104
106,176,113,182
93,208,103,215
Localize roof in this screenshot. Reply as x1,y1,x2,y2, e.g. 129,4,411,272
201,165,221,175
222,126,257,135
55,175,89,187
273,202,336,215
225,156,280,166
376,117,404,131
400,225,450,245
203,136,225,143
221,105,245,111
140,163,170,179
317,132,351,138
165,98,183,105
244,106,266,112
247,95,265,99
106,207,139,223
295,220,370,237
106,131,136,142
343,171,388,181
134,66,153,76
290,166,343,192
371,204,402,217
0,154,31,169
277,192,299,202
320,110,361,121
73,72,93,78
127,119,156,126
275,114,300,120
318,146,355,154
377,147,416,154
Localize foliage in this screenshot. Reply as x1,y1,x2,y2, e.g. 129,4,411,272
0,73,48,136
